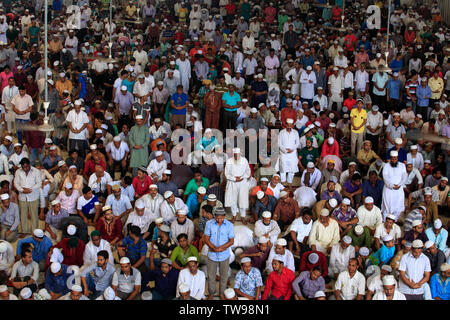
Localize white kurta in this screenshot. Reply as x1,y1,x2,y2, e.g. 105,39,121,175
176,268,206,300
125,210,153,234
329,244,356,276
0,240,15,274
285,68,302,95
224,156,251,209
254,220,281,245
170,219,195,244
381,162,407,219
356,205,383,230
372,289,406,300
146,159,167,180
265,247,295,273
278,128,300,174
176,59,191,93
159,198,188,224
139,193,164,220
82,239,114,267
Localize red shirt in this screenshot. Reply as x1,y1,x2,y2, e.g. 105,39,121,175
299,250,329,277
83,159,107,177
262,267,295,300
132,175,153,199
96,217,123,243
343,98,356,111
332,7,342,21
321,139,339,158
225,3,236,14
53,238,86,267
281,108,297,127
344,34,357,52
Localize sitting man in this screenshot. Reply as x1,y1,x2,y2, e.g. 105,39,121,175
115,225,148,273
80,250,116,299
111,257,141,300
233,257,264,300
331,198,359,235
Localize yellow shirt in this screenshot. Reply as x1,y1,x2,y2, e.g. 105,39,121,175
357,149,379,163
126,5,137,17
350,108,367,134
428,77,444,100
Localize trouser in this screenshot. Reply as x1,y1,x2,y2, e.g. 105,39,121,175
118,114,132,133
204,109,220,129
15,119,29,145
372,94,386,112
284,232,310,257
117,290,140,300
29,147,44,164
366,133,380,155
343,88,352,100
5,111,15,134
151,288,175,300
328,95,342,112
417,106,429,122
170,114,186,129
280,172,295,184
404,293,424,300
222,110,237,130
109,159,127,178
207,257,229,296
351,131,364,157
388,98,401,113
153,103,165,120
265,71,277,84
12,276,38,296
0,223,18,242
84,273,103,300
277,220,291,232
19,199,39,234
68,139,88,159
230,204,246,218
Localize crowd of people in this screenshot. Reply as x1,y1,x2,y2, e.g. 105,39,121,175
0,0,449,301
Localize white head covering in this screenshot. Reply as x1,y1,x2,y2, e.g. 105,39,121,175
382,275,396,286
103,287,117,300
342,235,352,244
50,248,64,264
50,262,62,273
224,288,236,299
20,287,32,299
308,252,319,264
178,283,190,293
276,238,287,246
67,224,77,235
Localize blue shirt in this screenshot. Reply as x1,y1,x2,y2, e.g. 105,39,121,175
387,79,401,99
119,236,147,261
372,72,389,96
430,273,450,300
45,264,71,294
105,194,132,217
388,59,403,73
386,147,407,163
416,85,432,107
425,227,448,252
204,219,235,262
234,267,263,298
81,262,116,292
186,193,206,219
371,245,396,265
222,91,241,111
145,268,179,298
78,74,87,99
171,92,189,115
17,236,53,263
362,179,384,207
43,154,62,171
300,55,315,68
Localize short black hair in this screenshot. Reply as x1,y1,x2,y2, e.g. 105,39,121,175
18,85,26,91
312,265,323,274
82,186,91,194
97,250,109,260
0,180,10,188
177,233,188,241
20,158,30,166
123,176,132,185
301,207,313,216
130,225,141,236
202,204,213,214
70,149,78,155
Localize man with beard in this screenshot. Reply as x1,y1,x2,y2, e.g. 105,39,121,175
372,274,406,300
381,150,407,221
278,118,300,189
80,250,115,299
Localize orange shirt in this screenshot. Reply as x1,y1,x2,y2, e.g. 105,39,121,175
250,186,274,197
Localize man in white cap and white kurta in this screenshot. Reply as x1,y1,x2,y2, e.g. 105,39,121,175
176,256,206,300
329,236,356,278
224,148,251,224
372,274,406,300
138,184,163,223
159,190,188,225
254,211,281,246
381,150,407,221
0,239,14,276
124,200,153,239
356,196,383,235
265,238,295,275
146,150,167,183
278,118,300,188
0,284,18,300
170,209,195,244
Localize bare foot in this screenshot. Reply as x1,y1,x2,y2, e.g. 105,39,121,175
219,294,226,300
241,218,247,225
231,216,236,224
207,295,214,300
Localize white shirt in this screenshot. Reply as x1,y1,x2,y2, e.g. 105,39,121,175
1,85,19,110
342,71,354,89
176,268,206,300
374,223,402,245
299,71,316,99
288,217,312,242
300,168,322,190
335,270,365,300
372,289,406,300
313,94,328,111
265,247,295,273
146,159,167,180
159,198,188,224
293,186,317,208
278,128,300,154
356,205,383,230
14,167,42,201
254,219,281,240
329,244,356,276
66,109,90,140
88,172,113,194
106,141,129,161
328,74,344,94
133,50,148,68
125,210,153,233
170,218,195,244
267,182,285,199
83,239,114,267
406,153,424,171
138,193,164,220
354,70,369,91
133,80,152,104
366,111,383,135
242,57,258,76
398,252,431,295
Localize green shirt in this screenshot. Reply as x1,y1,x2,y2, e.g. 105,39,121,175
346,227,371,249
313,132,324,147
170,244,199,267
184,177,210,196
299,147,319,167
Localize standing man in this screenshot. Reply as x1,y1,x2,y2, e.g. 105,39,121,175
221,84,241,130
224,148,251,224
350,99,367,157
11,85,33,145
204,207,234,300
381,151,407,221
371,66,389,110
278,118,300,189
129,115,150,177
14,158,42,236
65,100,89,158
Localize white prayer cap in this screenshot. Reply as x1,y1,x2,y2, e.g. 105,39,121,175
160,225,170,233
342,235,352,244
279,191,288,198
394,138,403,145
65,182,73,189
376,53,382,58
155,150,163,157
44,138,53,144
113,135,121,142
51,199,60,206
207,194,217,201
47,70,53,76
121,85,127,91
155,217,164,224
359,247,370,256
412,239,423,248
233,148,241,153
364,197,374,204
425,240,434,249
355,225,364,235
381,265,392,273
348,161,357,166
307,162,315,168
14,143,22,147
256,190,265,200
57,160,65,167
242,98,248,102
164,191,173,199
314,291,325,298
4,136,12,142
0,242,7,253
328,137,334,144
412,220,422,228
424,188,432,196
386,214,396,221
442,177,449,182
272,254,284,263
74,99,82,106
0,194,9,201
250,107,258,113
120,257,131,264
306,66,312,71
103,287,116,300
149,184,158,190
33,229,44,238
67,224,77,235
71,285,82,292
186,256,198,263
178,283,190,293
382,275,396,286
177,209,188,216
328,198,337,208
410,145,418,150
434,219,442,229
90,144,97,150
277,238,287,246
258,236,269,244
95,129,102,134
0,285,7,293
308,252,319,264
262,211,271,218
320,208,330,216
257,73,264,79
108,64,114,70
49,146,57,151
50,262,61,273
286,118,294,124
135,200,145,209
342,198,351,205
101,124,108,130
241,257,251,264
390,150,398,157
20,287,32,299
163,169,171,175
157,81,163,86
382,234,393,242
441,263,450,272
224,288,236,299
